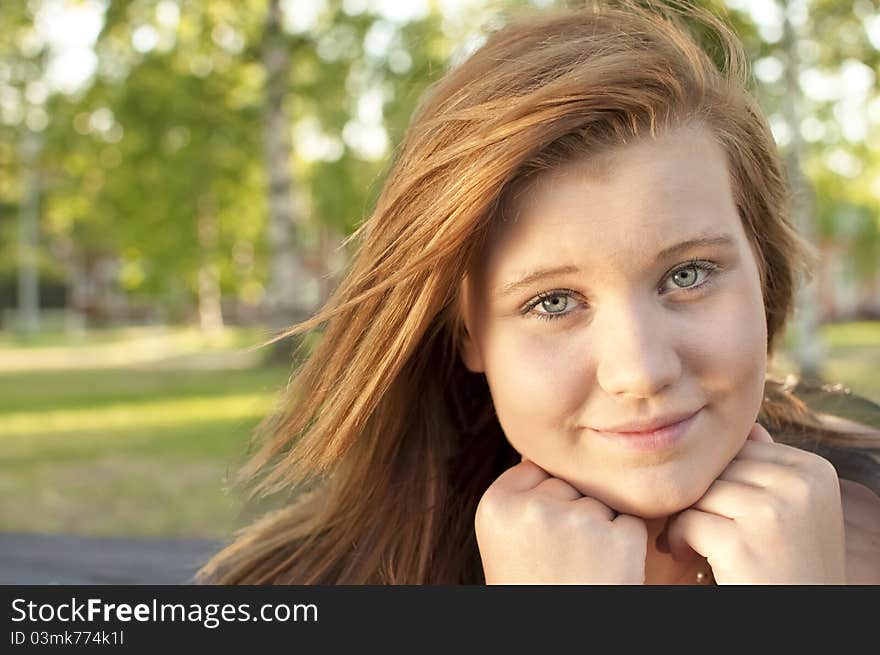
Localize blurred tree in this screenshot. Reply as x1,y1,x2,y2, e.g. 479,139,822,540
780,0,824,382
752,0,880,378
32,0,458,335
262,0,313,359
67,0,270,328
0,1,48,333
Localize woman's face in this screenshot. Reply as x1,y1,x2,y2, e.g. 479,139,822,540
460,124,768,518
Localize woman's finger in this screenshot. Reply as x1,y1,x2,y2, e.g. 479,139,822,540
491,458,550,493
665,508,737,563
717,458,791,489
573,495,619,522
533,476,583,501
747,422,774,443
688,479,767,520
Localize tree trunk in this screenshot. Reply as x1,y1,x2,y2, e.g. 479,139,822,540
262,0,317,364
197,262,224,334
196,194,224,334
16,129,41,335
780,0,824,383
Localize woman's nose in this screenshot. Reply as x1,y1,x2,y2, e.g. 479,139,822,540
593,298,681,398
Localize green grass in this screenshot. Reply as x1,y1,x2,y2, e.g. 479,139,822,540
821,320,880,349
0,327,291,538
0,324,273,350
0,321,877,538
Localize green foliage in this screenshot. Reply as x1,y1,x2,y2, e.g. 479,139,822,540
0,0,877,321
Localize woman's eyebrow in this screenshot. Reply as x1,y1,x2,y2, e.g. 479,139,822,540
497,233,737,297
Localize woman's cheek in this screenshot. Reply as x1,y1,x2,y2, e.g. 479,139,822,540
485,329,585,442
704,289,767,409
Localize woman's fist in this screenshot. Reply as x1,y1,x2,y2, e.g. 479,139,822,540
475,458,648,584
665,423,847,584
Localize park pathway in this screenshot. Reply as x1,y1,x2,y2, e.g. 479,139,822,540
0,533,224,584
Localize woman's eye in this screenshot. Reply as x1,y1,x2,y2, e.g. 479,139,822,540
521,290,582,322
662,260,718,294
521,260,720,323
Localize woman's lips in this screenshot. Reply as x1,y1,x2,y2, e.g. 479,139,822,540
589,409,702,451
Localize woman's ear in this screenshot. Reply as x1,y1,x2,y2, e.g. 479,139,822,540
459,276,485,374
459,324,485,373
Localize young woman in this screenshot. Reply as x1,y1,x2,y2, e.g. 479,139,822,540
197,0,880,584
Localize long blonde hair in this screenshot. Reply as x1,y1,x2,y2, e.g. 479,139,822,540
196,0,880,584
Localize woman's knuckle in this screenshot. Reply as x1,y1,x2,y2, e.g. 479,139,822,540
790,473,815,502
757,494,785,524
521,494,555,522
476,490,506,523
811,455,839,484
566,504,597,528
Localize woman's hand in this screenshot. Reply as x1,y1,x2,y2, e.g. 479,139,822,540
475,456,647,584
665,422,846,584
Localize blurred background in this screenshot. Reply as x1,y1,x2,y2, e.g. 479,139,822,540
0,0,878,558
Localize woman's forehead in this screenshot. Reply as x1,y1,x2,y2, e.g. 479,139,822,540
493,124,726,219
481,127,739,264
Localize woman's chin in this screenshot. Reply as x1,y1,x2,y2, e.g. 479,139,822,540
547,465,715,518
596,487,708,519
